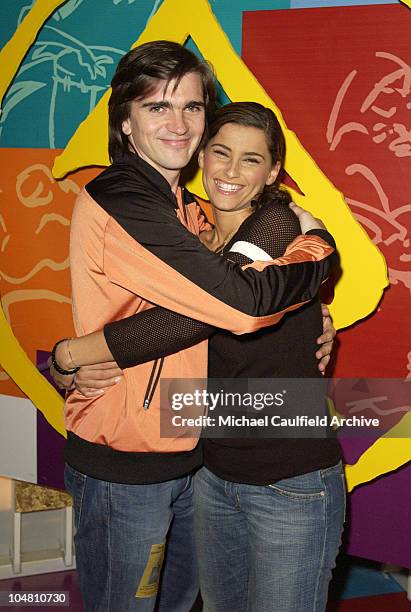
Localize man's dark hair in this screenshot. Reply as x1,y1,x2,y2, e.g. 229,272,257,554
108,40,216,161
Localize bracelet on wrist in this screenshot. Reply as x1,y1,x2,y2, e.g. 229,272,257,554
66,338,79,369
51,339,80,376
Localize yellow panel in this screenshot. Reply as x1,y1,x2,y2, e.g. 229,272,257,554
0,0,408,486
0,0,67,107
0,306,65,435
345,413,411,492
52,0,388,332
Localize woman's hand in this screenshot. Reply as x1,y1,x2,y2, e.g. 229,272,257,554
315,305,336,374
289,202,326,233
47,357,123,395
289,205,334,370
47,357,76,390
73,362,123,397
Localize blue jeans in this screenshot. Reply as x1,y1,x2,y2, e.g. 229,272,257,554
194,464,345,612
65,464,199,612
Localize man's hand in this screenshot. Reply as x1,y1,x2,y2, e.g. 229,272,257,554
289,202,326,233
73,362,123,397
316,305,336,374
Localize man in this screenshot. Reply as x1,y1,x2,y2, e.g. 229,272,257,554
54,41,335,611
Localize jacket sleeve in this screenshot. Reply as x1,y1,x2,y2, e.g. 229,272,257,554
104,204,333,368
91,172,336,334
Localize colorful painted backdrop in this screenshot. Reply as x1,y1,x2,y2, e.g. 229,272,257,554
0,0,410,568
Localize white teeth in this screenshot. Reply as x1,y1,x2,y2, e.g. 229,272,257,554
215,180,242,192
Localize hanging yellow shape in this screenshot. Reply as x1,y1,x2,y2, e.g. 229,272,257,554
0,0,406,486
52,0,387,332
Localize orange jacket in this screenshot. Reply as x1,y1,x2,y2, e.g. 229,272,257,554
65,154,335,464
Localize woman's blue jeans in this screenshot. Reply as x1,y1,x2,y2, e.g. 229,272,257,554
65,464,199,612
194,463,346,612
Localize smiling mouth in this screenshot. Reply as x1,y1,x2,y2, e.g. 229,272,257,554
161,138,191,149
214,179,244,194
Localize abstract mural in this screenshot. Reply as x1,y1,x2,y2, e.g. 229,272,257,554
0,0,409,566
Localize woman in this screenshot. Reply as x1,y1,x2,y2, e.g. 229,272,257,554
52,102,343,612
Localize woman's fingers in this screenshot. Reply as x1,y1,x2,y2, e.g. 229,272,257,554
289,202,326,233
75,361,121,371
74,363,124,397
315,304,336,373
47,358,75,390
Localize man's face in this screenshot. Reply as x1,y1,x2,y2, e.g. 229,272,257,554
122,72,205,187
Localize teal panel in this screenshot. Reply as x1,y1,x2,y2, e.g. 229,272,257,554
210,1,290,54
0,0,165,148
1,1,389,149
185,37,230,106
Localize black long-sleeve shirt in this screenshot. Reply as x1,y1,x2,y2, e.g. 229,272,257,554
103,201,340,484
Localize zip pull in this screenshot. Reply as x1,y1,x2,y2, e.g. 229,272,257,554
143,358,165,410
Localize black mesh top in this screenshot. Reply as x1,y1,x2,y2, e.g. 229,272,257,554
104,202,309,368
103,201,341,484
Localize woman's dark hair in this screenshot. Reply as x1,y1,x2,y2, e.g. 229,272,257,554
108,40,216,162
207,102,291,207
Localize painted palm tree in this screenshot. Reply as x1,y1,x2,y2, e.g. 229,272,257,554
0,0,130,147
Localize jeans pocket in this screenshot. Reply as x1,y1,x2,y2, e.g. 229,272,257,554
320,461,346,524
267,470,326,500
64,463,87,529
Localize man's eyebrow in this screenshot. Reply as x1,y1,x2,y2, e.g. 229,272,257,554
141,100,171,109
185,100,205,107
140,100,205,109
211,143,265,158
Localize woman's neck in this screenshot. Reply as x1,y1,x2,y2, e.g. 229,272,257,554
211,206,254,251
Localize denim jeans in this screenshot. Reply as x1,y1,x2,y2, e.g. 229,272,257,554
65,464,199,612
194,463,345,612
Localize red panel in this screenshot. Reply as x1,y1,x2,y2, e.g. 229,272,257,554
327,592,411,611
243,4,411,377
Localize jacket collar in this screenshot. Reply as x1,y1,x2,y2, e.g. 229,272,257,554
117,151,179,205
116,151,196,208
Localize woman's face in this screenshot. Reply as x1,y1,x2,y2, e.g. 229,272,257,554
198,122,280,213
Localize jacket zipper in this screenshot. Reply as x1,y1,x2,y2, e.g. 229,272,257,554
142,188,185,411
143,358,165,410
